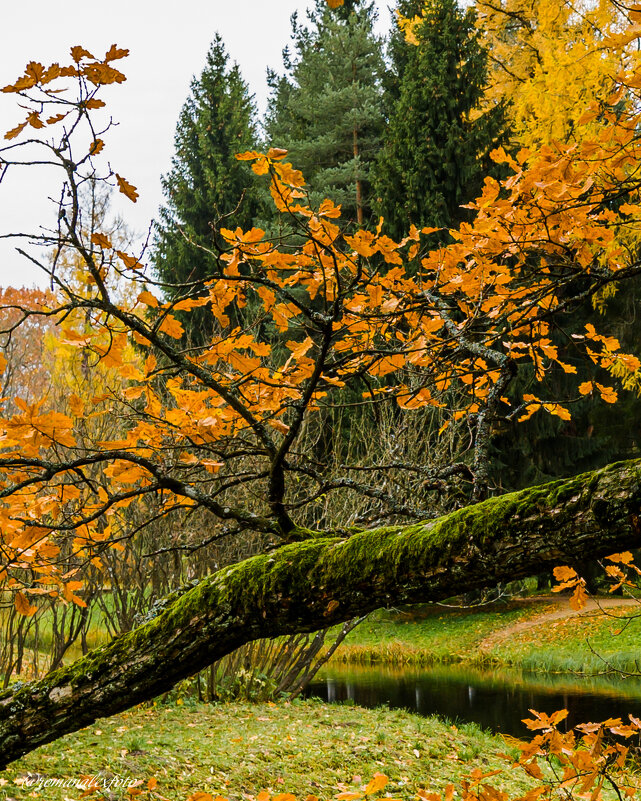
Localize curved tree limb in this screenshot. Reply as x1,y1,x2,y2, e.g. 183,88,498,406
2,458,641,768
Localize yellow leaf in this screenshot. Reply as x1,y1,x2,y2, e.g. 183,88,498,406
71,594,88,608
319,198,342,218
147,778,157,791
596,383,617,404
327,0,345,6
607,552,634,565
122,385,146,401
25,112,45,129
267,147,288,160
364,774,388,795
15,592,37,617
202,460,224,474
251,158,270,176
543,403,571,421
268,419,290,435
235,150,262,161
553,565,578,582
115,173,139,203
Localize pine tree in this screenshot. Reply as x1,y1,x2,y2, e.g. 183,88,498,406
153,35,262,343
265,0,386,227
374,0,507,241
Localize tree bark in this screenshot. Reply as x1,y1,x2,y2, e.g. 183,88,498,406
2,458,641,768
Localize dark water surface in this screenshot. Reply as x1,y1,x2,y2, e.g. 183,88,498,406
306,664,641,737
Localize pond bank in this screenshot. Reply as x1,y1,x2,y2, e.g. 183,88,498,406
327,595,641,673
306,662,641,736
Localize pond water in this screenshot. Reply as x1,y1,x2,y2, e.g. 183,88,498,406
306,663,641,737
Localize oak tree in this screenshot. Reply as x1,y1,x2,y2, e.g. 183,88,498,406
2,1,641,760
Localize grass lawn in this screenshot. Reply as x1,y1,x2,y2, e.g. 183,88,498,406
1,700,531,801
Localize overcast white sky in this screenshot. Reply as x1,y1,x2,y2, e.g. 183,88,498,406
0,1,390,289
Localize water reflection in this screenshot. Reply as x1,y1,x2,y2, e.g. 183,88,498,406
306,663,641,737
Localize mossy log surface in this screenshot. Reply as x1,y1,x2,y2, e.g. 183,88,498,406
2,459,641,767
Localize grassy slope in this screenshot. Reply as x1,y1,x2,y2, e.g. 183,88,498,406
489,604,641,672
329,600,552,664
0,700,530,801
330,598,641,673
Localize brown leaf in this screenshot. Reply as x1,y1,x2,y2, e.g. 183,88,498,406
4,120,27,140
116,173,139,203
91,232,112,249
105,45,130,61
71,46,95,62
27,112,45,129
46,113,68,125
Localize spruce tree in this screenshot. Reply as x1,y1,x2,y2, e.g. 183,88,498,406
153,35,262,343
374,0,507,240
265,0,386,227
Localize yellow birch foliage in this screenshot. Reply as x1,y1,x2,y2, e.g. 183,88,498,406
477,0,638,148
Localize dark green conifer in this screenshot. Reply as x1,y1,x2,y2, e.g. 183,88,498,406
265,0,386,227
374,0,507,240
153,35,262,343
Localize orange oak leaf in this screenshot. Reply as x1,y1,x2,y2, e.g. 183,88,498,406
15,591,37,617
158,315,184,339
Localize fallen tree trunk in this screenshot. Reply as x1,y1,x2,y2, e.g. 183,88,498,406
2,458,641,768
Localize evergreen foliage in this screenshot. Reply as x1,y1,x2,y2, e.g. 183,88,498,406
374,0,507,240
152,35,262,343
265,0,386,226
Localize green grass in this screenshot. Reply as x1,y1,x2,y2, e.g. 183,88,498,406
329,600,552,665
0,700,532,801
